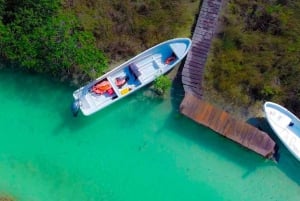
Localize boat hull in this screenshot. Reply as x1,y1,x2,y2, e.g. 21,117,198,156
264,102,300,161
73,38,192,116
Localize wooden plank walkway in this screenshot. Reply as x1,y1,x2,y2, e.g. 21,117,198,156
179,0,277,159
180,93,276,158
181,0,223,98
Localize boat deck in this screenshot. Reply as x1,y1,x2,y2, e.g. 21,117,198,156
264,102,300,160
74,43,182,115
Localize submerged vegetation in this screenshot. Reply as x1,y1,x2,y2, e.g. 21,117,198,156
204,0,300,115
0,195,14,201
0,0,200,83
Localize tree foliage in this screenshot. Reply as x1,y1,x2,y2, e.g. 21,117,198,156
204,0,300,115
0,0,107,80
0,0,199,83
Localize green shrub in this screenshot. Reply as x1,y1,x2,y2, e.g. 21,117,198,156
1,0,200,83
0,0,108,81
153,75,172,95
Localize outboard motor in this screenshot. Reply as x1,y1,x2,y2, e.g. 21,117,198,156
71,99,80,117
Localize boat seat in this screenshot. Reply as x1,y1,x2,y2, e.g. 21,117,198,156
270,110,292,127
279,115,292,127
129,63,142,80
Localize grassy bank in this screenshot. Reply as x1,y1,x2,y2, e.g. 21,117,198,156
203,0,300,118
68,0,201,62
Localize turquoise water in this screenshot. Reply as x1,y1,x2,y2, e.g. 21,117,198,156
0,66,299,201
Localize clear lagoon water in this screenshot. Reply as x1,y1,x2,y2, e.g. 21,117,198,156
0,66,299,201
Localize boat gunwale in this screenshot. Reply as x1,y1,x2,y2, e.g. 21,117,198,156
73,38,192,116
264,101,300,161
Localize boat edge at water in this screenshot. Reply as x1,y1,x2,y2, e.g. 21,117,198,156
264,101,300,161
72,38,192,116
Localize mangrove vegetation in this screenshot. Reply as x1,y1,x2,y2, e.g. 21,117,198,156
0,0,200,84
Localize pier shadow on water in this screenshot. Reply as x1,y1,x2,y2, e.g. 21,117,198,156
4,63,299,186
164,67,300,185
247,117,300,185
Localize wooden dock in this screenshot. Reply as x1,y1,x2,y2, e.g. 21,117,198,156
181,0,224,98
179,0,277,158
180,93,276,158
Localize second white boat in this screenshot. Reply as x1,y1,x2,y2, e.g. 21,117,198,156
264,101,300,161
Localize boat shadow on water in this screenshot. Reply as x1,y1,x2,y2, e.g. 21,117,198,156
144,68,275,178
53,81,166,136
0,66,95,136
248,117,300,185
156,111,278,181
52,100,93,135
159,64,300,185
